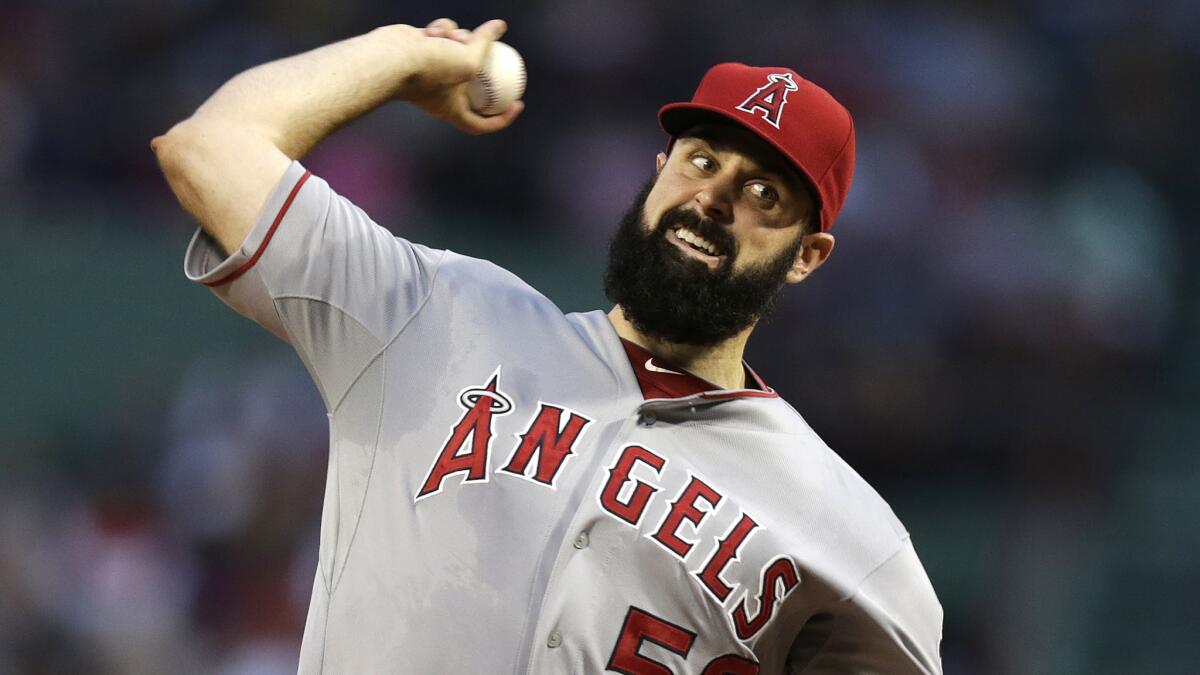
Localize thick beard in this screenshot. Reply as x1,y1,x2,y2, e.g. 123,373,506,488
604,179,803,347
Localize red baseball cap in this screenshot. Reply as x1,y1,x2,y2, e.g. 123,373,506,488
658,63,856,233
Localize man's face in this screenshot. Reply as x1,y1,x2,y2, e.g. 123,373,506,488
604,123,828,346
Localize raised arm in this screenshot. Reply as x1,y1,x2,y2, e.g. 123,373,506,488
151,18,522,254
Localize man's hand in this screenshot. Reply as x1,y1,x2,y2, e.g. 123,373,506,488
396,18,524,135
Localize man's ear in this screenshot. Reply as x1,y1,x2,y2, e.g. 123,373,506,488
785,232,835,284
656,152,667,173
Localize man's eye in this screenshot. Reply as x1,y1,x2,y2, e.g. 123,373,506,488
690,155,715,172
748,182,779,203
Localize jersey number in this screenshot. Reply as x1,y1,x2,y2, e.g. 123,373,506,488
606,607,759,675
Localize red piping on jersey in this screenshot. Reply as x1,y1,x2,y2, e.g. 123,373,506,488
698,389,778,401
743,363,773,394
204,170,313,288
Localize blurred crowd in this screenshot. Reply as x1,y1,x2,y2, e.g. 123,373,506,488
2,1,1197,673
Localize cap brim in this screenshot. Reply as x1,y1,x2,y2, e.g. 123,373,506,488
659,102,746,138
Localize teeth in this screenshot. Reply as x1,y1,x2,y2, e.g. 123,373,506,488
675,227,718,256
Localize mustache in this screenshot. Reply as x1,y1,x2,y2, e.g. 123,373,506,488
655,207,737,258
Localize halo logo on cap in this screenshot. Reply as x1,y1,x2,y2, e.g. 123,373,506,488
735,72,799,130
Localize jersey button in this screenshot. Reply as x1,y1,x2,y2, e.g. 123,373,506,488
573,532,589,549
547,630,562,648
639,412,656,426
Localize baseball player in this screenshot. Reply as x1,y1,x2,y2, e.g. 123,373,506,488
154,17,942,674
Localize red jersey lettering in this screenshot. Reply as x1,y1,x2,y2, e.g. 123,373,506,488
607,606,696,675
500,403,593,487
600,444,667,526
696,513,759,602
415,371,512,500
732,557,800,640
651,475,723,559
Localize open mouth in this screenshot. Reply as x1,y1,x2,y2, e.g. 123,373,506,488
666,226,725,269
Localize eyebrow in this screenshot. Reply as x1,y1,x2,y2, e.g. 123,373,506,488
678,132,817,224
681,134,797,184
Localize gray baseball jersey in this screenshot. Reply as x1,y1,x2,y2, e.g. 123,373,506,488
184,162,943,674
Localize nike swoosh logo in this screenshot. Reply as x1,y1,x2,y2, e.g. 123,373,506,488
645,359,683,375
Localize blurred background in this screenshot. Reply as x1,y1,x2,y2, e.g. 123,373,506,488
2,0,1197,673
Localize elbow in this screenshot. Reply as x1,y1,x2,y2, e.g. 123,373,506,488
149,132,172,162
151,121,200,180
150,120,217,222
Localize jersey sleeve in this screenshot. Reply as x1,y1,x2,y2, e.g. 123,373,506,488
787,540,944,674
183,161,446,409
850,539,944,672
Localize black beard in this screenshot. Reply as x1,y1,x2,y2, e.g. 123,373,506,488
603,179,803,346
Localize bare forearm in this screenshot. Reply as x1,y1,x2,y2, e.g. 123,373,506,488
192,26,422,158
152,26,424,254
152,19,519,255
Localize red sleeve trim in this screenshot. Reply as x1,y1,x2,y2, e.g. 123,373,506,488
204,170,313,288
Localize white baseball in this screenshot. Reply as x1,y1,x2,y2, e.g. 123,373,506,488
467,41,526,116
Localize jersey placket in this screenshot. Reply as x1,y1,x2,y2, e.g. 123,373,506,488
521,405,658,674
523,398,723,674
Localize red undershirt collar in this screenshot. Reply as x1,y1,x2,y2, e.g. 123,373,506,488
619,338,774,401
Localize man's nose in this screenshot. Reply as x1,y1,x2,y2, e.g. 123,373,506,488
694,179,735,223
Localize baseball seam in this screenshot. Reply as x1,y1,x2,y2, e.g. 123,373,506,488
475,50,525,115
478,69,500,115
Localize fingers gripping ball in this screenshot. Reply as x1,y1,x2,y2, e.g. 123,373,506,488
468,41,526,116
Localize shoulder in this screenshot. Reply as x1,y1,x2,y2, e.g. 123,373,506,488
745,399,913,584
432,249,562,312
415,250,607,351
435,248,536,288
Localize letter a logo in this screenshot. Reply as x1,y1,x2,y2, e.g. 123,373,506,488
735,72,799,130
415,367,514,501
